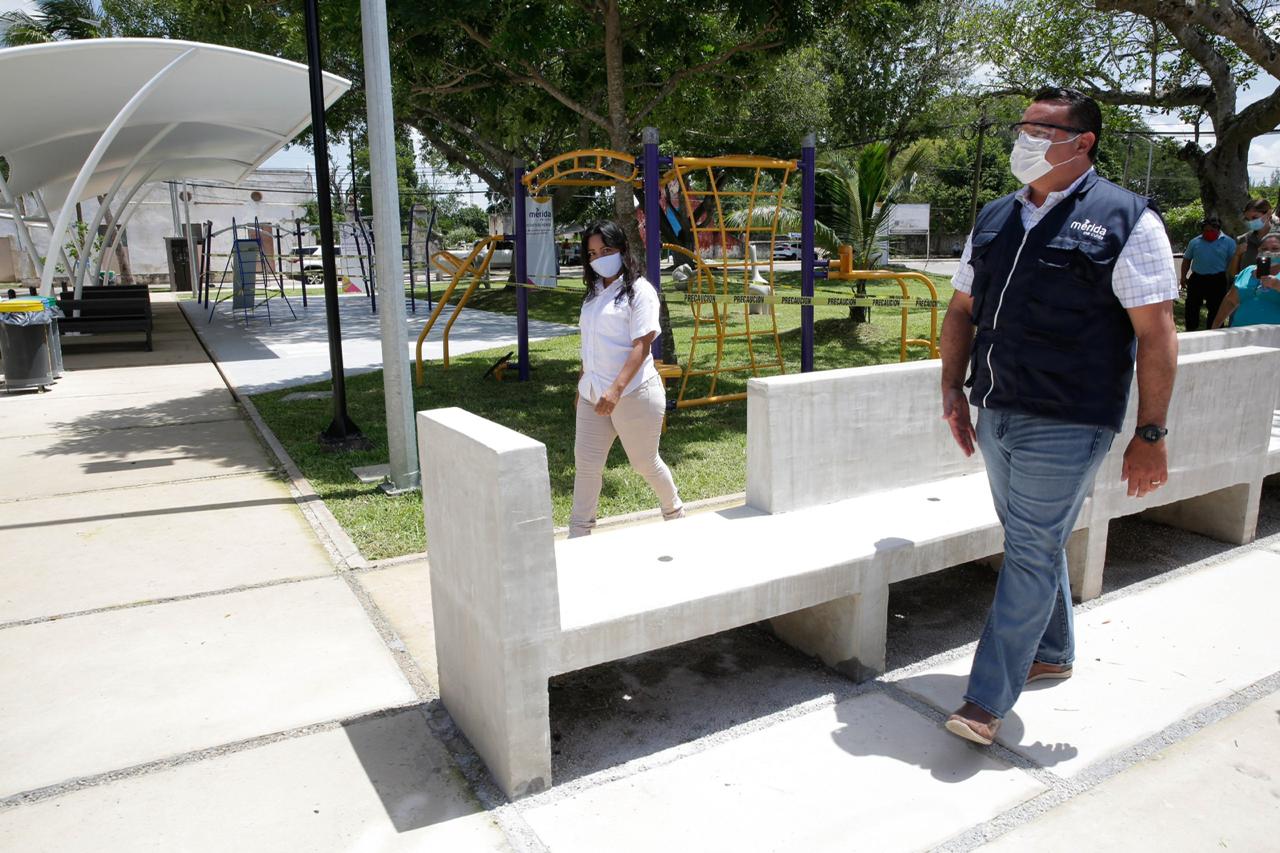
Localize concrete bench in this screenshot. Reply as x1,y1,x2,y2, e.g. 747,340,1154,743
418,344,1279,800
1175,326,1280,476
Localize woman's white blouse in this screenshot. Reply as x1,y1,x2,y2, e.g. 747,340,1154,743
577,275,661,402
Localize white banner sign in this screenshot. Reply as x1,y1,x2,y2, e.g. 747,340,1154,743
886,203,930,235
339,223,368,294
525,198,556,288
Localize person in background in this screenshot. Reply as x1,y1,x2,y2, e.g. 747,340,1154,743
1180,215,1236,331
569,220,684,538
1212,233,1280,329
1229,197,1274,277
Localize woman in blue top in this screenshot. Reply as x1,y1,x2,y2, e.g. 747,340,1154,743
1212,233,1280,328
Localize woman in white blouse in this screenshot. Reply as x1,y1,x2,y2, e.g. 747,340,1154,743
570,220,684,537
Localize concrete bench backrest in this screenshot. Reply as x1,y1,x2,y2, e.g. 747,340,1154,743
746,360,981,513
418,407,560,795
1175,326,1280,357
1091,345,1280,514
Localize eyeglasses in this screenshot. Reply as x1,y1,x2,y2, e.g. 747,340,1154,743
1005,121,1087,142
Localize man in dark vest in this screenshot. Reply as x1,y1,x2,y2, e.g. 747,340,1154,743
939,87,1179,745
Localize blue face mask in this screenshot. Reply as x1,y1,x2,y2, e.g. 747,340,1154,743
1247,218,1266,232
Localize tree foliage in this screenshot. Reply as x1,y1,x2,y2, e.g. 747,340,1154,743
973,0,1280,228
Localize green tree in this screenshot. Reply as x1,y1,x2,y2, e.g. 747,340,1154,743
0,0,105,45
974,0,1280,230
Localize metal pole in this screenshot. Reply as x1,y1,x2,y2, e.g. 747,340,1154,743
304,0,363,447
800,133,816,373
425,204,436,309
968,116,988,234
1121,132,1134,190
1143,136,1155,197
295,218,307,307
642,126,663,360
406,205,417,314
514,158,530,381
183,181,198,296
169,181,181,236
361,0,419,490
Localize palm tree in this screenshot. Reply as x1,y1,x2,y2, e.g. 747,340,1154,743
728,142,926,322
0,0,104,47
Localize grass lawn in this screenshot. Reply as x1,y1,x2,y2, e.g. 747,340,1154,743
250,270,954,560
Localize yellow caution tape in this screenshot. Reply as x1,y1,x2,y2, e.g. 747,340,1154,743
421,278,944,309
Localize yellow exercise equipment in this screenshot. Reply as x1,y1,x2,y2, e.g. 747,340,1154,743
823,243,940,361
414,234,506,384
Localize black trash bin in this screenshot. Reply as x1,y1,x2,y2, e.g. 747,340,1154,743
0,298,57,393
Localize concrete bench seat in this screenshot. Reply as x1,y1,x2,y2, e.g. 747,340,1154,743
555,471,1003,677
419,343,1280,800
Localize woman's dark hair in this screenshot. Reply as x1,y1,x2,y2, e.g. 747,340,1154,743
1032,86,1102,162
581,220,637,306
1244,196,1272,215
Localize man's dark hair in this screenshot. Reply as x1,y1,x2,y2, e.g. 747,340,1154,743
1032,86,1102,162
1202,215,1222,227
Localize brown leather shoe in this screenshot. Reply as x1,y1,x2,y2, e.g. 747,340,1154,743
945,702,1000,746
1026,661,1073,684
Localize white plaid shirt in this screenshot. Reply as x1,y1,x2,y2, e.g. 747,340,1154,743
952,168,1178,309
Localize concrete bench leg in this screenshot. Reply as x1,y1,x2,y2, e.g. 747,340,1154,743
768,583,888,682
1141,481,1263,548
1067,523,1108,602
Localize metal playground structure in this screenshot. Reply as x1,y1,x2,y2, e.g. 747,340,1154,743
412,129,941,410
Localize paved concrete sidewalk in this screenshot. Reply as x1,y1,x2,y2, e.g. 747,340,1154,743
0,295,509,850
2,294,1277,851
180,291,576,393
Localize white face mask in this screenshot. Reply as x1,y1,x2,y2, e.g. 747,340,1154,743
590,251,624,280
1009,132,1081,185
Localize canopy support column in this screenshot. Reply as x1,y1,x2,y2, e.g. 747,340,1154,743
38,47,195,296
76,122,179,295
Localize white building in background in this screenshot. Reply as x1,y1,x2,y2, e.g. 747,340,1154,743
0,168,315,285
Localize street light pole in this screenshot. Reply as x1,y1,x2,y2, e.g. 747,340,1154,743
360,0,420,491
303,0,365,449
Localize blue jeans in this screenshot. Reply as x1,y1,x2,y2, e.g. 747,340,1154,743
965,409,1115,719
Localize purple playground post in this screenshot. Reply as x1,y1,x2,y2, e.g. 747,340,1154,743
800,133,816,373
514,159,531,381
642,127,663,361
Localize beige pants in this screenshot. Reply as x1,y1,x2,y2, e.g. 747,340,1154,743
570,375,683,537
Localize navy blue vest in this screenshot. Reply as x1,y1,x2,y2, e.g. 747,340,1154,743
966,171,1158,432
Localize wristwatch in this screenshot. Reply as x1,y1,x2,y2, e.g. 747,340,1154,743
1135,424,1168,443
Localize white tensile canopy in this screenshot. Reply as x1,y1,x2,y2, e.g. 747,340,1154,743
0,38,351,295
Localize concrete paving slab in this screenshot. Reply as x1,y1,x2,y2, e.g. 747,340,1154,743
180,295,577,393
521,692,1044,853
0,710,511,853
895,550,1280,777
12,361,228,399
357,560,438,694
978,690,1280,852
0,386,239,436
0,474,330,624
0,578,417,797
2,418,274,500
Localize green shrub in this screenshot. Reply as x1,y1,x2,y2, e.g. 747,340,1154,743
444,225,478,248
1162,201,1204,252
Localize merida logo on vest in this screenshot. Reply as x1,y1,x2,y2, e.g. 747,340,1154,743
1069,218,1108,240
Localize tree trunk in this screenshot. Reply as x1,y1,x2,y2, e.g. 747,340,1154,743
602,0,677,363
1186,141,1252,231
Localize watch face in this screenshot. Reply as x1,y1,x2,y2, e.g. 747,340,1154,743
1138,426,1166,442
